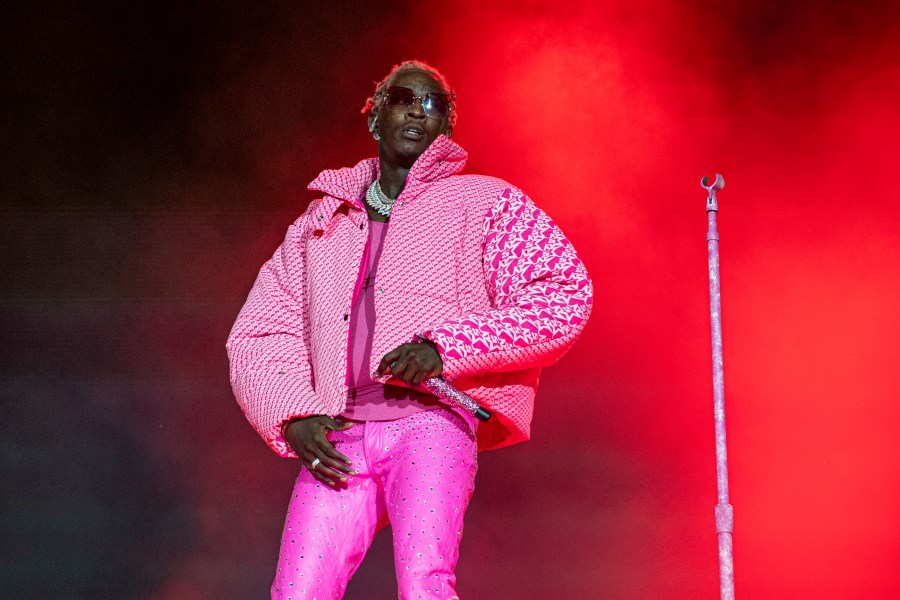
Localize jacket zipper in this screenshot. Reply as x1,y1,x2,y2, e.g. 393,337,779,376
343,208,370,389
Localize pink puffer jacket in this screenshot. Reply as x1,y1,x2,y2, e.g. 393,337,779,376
227,135,592,456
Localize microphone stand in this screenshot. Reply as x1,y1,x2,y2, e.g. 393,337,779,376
702,173,735,599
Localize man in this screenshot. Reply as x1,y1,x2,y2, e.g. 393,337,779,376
227,60,592,599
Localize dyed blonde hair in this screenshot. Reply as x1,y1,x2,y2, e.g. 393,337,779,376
361,60,457,128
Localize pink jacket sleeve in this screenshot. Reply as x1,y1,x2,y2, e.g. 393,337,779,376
419,188,593,381
226,216,323,458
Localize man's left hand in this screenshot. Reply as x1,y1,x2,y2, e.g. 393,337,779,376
377,341,443,385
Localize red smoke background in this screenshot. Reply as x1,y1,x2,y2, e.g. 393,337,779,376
3,1,899,598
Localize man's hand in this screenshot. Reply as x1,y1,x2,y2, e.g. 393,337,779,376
284,416,357,487
377,341,443,385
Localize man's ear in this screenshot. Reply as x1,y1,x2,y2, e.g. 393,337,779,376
445,125,453,139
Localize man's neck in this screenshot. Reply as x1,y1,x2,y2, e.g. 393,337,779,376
378,161,410,199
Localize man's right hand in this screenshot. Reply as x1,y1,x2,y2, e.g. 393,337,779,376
283,416,357,487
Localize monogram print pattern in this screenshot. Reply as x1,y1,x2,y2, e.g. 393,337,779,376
420,188,592,371
227,136,592,457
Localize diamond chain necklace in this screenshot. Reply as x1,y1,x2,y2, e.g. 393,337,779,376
365,180,395,217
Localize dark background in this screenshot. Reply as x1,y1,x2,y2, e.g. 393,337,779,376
3,1,899,598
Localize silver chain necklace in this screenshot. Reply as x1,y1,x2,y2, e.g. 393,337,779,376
365,180,396,217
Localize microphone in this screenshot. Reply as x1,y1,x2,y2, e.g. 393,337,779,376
388,355,492,422
421,377,492,422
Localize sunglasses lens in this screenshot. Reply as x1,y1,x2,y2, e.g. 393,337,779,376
423,93,449,119
386,87,415,106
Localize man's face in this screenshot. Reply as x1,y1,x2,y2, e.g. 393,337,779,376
372,70,452,167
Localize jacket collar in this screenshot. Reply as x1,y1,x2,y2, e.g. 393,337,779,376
306,135,467,229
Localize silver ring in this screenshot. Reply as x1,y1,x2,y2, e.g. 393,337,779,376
310,457,321,470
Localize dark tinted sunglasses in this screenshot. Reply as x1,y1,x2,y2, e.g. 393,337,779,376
384,86,451,119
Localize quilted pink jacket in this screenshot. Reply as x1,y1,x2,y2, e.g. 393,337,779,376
227,135,592,456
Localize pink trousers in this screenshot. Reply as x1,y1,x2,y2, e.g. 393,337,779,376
271,408,479,600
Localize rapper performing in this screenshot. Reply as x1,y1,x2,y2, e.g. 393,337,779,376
227,60,593,598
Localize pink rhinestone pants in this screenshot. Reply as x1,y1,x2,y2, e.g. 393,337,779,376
271,408,478,599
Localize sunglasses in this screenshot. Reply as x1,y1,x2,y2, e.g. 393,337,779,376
383,86,451,119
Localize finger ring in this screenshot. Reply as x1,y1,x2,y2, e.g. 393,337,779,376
310,458,321,470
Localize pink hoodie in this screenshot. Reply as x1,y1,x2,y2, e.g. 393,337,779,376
227,135,593,456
